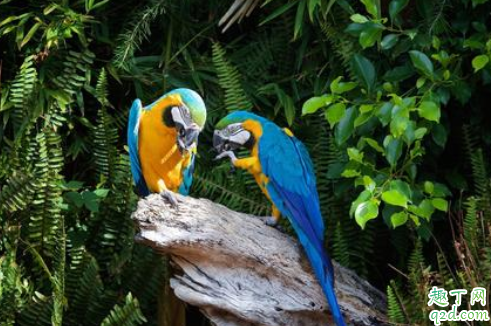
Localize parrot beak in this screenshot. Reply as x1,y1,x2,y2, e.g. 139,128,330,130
213,125,252,154
177,123,200,152
213,130,228,153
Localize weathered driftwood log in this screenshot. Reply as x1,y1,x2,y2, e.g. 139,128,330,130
132,194,388,326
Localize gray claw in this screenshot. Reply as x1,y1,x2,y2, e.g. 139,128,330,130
160,190,179,208
265,216,278,227
265,217,285,232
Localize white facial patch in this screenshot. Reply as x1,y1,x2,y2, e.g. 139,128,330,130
228,129,251,145
171,106,192,127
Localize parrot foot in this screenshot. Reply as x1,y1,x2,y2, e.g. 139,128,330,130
214,150,237,165
265,216,278,227
265,216,285,232
160,190,179,208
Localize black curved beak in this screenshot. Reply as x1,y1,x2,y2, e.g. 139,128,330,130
213,130,227,153
177,124,200,152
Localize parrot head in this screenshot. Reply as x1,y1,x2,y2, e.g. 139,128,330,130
213,111,260,154
163,88,207,152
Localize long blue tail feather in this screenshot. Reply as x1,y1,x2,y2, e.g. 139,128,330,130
295,227,346,326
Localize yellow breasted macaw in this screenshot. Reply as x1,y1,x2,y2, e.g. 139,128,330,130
128,88,206,204
213,111,345,326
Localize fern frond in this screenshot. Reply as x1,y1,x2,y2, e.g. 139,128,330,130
95,68,110,108
8,55,37,132
462,124,491,217
0,226,32,325
112,0,167,70
331,222,350,267
122,246,165,310
463,197,479,258
100,293,147,326
193,165,270,216
18,292,53,326
0,170,36,213
27,129,64,258
65,247,104,325
407,238,424,276
212,42,253,113
51,50,95,97
319,18,356,77
387,282,406,324
93,108,119,182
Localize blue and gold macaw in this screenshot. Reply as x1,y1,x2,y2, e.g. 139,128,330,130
127,88,206,204
213,111,345,326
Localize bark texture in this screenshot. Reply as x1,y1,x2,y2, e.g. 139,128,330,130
132,194,388,326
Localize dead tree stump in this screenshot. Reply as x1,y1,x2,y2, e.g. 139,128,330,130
132,194,387,326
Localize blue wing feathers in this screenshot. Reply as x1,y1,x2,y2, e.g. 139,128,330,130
128,99,150,196
259,121,344,326
178,153,196,195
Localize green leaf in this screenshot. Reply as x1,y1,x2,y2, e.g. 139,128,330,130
325,103,346,127
409,214,421,226
308,0,320,21
342,169,361,178
381,34,399,50
416,76,426,89
383,136,403,167
432,198,448,211
424,181,434,195
64,192,84,208
94,189,110,198
359,104,374,113
350,14,368,23
409,50,434,78
418,101,440,122
334,106,357,145
402,120,416,144
389,0,409,22
355,200,379,229
360,0,378,17
354,112,371,127
409,199,434,220
432,124,447,147
364,137,384,153
433,182,451,197
352,54,376,94
330,77,357,94
350,190,372,216
302,95,333,115
390,180,412,199
347,147,364,163
284,95,296,126
20,22,41,48
82,191,100,212
294,0,306,40
383,64,415,82
376,102,393,126
382,190,408,207
260,1,297,26
359,23,383,48
390,211,408,228
363,175,376,192
414,127,427,139
472,54,489,72
390,115,409,138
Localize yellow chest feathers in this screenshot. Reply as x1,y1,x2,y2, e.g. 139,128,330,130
137,98,191,193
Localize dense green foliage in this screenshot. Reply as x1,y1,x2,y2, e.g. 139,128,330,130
1,0,491,325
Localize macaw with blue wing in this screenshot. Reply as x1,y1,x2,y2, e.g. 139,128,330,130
213,111,345,326
128,88,206,204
